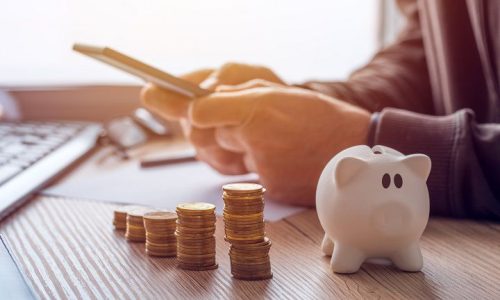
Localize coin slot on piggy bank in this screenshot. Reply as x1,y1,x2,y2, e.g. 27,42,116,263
316,145,431,273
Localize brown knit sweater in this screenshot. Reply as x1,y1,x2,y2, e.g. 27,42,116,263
303,0,500,220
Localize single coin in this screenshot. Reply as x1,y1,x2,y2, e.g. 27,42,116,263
223,183,263,194
177,202,215,213
223,212,263,219
128,207,155,218
144,211,177,221
146,250,177,257
175,226,215,233
230,237,271,248
223,195,264,202
177,263,219,271
176,256,216,263
231,273,273,281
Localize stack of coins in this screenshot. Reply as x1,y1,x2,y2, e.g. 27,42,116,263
223,183,273,280
113,205,144,230
126,207,154,242
175,202,218,270
143,211,178,257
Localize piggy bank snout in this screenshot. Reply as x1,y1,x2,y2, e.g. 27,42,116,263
371,201,413,237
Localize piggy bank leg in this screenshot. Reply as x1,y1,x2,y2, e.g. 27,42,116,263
391,243,423,272
321,234,334,256
330,243,365,274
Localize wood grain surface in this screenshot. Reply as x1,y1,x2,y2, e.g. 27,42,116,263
1,196,500,299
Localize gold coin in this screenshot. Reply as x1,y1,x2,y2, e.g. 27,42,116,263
114,205,150,229
222,183,263,194
232,272,273,281
231,237,271,248
144,211,177,221
176,202,215,214
223,212,263,221
146,233,177,240
128,207,155,218
177,263,218,271
146,249,176,257
224,204,264,210
223,195,264,202
178,248,215,255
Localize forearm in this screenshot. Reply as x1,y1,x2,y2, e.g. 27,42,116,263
370,108,500,220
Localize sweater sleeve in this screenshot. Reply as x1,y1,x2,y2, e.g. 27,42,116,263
301,0,434,114
372,108,500,220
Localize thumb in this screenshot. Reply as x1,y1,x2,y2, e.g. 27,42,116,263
189,88,263,128
215,79,281,92
199,63,284,90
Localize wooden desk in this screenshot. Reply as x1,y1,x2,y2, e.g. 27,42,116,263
1,196,499,299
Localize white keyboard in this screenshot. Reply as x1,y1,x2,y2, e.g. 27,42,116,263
0,121,102,220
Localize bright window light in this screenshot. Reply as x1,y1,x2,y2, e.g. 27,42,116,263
0,0,379,86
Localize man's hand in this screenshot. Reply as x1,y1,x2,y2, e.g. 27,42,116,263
142,63,284,175
141,66,371,205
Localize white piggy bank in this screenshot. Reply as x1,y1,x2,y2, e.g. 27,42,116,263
316,145,431,273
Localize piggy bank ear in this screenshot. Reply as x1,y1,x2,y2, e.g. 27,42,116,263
402,154,432,181
334,157,366,188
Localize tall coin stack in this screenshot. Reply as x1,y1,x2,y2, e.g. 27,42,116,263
126,207,154,242
143,211,178,257
175,203,218,270
223,183,273,280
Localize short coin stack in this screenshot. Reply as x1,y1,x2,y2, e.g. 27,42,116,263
175,203,218,270
126,207,154,242
143,211,178,257
113,205,144,230
223,183,273,280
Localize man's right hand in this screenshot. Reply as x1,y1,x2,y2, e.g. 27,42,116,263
141,63,284,175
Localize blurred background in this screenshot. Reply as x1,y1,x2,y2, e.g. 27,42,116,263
0,0,401,121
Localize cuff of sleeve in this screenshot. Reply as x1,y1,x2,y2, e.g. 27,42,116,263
373,108,459,216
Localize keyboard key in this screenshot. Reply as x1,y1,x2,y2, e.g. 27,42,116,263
8,160,31,168
2,144,28,155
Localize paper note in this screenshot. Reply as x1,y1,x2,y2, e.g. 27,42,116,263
43,147,305,221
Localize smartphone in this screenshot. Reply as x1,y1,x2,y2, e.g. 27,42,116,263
73,43,210,98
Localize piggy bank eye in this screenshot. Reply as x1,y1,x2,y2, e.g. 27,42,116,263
382,173,391,188
394,173,403,188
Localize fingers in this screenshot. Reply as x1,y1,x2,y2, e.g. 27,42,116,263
215,79,281,92
200,62,284,90
189,87,268,128
140,68,214,121
242,153,258,173
181,119,247,174
196,146,248,175
214,126,245,153
141,83,190,120
188,126,218,148
186,121,245,154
